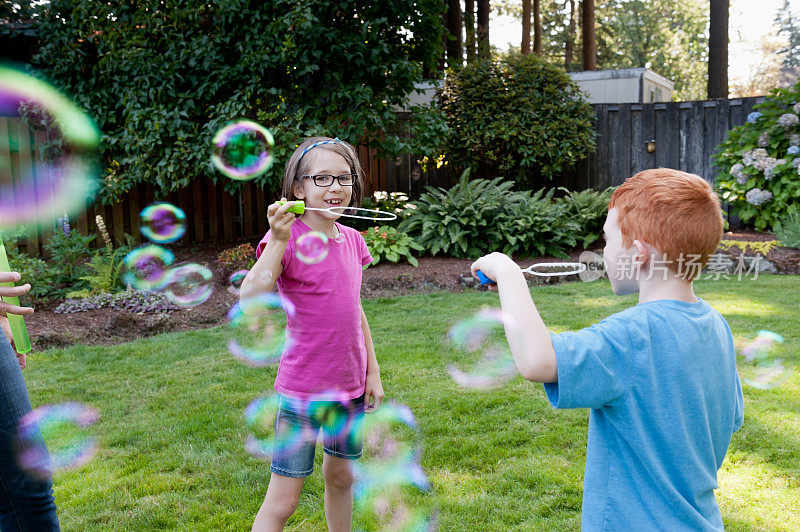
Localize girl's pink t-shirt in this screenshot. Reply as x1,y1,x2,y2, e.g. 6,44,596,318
256,219,373,400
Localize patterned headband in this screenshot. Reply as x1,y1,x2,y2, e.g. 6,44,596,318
297,137,342,165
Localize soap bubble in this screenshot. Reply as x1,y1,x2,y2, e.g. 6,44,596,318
305,390,359,444
163,263,214,307
15,402,99,480
354,484,437,532
211,120,274,180
295,231,330,264
244,394,311,460
140,202,186,243
123,245,175,291
445,308,519,390
0,64,100,232
227,269,249,296
738,330,789,389
358,403,421,476
227,293,295,367
579,250,606,282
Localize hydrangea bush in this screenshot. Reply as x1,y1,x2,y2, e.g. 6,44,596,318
714,84,800,231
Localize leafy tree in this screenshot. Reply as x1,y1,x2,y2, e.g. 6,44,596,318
18,0,443,201
438,54,595,187
597,0,709,100
775,0,800,68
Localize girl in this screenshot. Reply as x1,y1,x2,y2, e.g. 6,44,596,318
240,137,384,532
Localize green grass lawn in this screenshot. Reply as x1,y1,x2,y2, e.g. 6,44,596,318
24,275,800,531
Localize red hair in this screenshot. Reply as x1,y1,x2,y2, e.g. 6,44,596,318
608,168,723,281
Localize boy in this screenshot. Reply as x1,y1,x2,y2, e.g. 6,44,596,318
472,169,744,530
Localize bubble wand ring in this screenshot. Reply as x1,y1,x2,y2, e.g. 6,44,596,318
0,236,31,354
279,200,397,221
476,262,587,285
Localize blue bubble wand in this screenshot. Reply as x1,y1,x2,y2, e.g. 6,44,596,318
476,262,587,285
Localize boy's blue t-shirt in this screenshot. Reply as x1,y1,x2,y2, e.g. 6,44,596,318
544,297,744,531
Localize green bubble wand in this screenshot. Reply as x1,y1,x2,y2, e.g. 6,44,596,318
0,235,31,354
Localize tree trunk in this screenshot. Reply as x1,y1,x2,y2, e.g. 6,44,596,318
708,0,729,98
477,0,490,59
533,0,542,55
522,0,531,55
565,0,576,69
581,0,596,70
465,0,476,63
446,0,463,68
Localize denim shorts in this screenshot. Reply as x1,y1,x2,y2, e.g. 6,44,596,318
270,393,365,478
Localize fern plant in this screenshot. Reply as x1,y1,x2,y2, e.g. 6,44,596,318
68,234,136,297
556,186,616,248
399,170,583,259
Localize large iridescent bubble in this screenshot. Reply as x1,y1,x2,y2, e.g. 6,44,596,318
211,120,274,181
139,202,186,243
227,293,295,367
15,402,100,480
0,64,100,232
445,308,520,390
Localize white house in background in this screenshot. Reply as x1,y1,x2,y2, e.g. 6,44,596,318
567,68,674,104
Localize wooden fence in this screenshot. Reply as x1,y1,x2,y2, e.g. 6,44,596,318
1,95,764,255
565,96,764,191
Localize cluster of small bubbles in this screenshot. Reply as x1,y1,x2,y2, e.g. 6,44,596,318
139,202,186,243
211,120,274,181
445,308,519,390
243,394,309,460
0,65,100,232
122,201,215,307
227,269,249,296
15,402,99,480
227,293,295,367
295,231,330,264
353,402,435,532
123,245,174,291
163,263,214,307
738,330,789,389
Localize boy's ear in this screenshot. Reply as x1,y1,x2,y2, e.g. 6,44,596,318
632,240,651,266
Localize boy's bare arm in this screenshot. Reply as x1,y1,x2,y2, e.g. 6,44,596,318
471,252,558,383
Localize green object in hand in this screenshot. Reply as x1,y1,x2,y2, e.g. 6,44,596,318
0,236,31,354
278,200,306,215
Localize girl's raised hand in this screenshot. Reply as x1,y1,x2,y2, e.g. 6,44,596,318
267,197,297,242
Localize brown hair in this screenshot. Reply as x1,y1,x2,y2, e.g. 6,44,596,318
608,168,724,281
280,137,364,207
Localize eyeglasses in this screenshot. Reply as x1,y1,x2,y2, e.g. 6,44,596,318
301,174,357,187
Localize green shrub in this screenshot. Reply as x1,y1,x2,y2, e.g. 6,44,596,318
69,235,136,298
42,221,96,283
218,244,256,275
713,82,800,231
399,171,581,259
776,207,800,249
25,0,444,200
361,226,424,268
556,187,616,248
347,191,415,232
438,54,596,187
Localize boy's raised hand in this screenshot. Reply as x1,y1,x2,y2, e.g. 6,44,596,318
267,197,297,242
471,252,518,291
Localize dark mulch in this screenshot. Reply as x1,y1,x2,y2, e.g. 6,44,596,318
19,232,800,351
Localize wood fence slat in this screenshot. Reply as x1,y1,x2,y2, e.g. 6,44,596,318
594,105,609,189
702,102,719,183
192,179,204,242
242,184,254,238
128,183,141,241
221,188,234,241
255,185,267,238
111,201,125,245
207,179,219,241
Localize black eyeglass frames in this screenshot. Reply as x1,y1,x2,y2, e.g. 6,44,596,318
301,174,357,187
